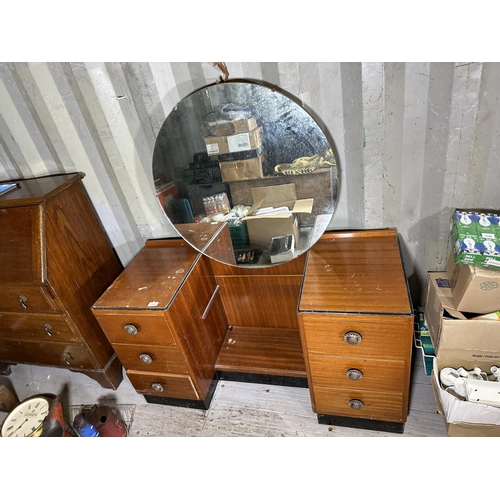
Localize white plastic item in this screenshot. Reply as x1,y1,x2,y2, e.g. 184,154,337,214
465,379,500,406
440,367,461,386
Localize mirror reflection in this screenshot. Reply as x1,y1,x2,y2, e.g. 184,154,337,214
152,81,338,268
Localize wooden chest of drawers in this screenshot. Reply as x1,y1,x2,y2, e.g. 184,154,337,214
92,239,229,408
297,229,413,433
0,173,124,388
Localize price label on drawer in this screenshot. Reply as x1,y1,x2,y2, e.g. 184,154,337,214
148,301,159,307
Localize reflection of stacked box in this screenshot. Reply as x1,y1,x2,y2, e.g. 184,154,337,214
203,117,265,183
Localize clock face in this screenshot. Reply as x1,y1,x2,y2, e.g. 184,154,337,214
1,395,51,437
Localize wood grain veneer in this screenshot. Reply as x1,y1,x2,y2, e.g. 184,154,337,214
0,173,124,389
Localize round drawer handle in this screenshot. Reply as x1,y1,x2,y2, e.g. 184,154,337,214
343,331,362,345
346,368,363,380
151,383,164,392
44,323,53,337
19,295,28,309
139,353,153,364
62,353,72,365
348,399,364,410
124,323,138,335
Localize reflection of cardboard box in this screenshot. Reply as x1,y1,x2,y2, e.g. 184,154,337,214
242,183,313,249
207,117,258,137
205,126,263,156
220,156,264,183
446,253,500,313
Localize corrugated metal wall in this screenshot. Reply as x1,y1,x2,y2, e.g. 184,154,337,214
1,61,499,303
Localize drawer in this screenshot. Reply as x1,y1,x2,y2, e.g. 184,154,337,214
127,370,199,400
0,339,95,370
308,355,406,394
112,343,188,374
0,312,80,342
313,386,405,422
0,287,58,313
92,311,176,346
299,314,412,360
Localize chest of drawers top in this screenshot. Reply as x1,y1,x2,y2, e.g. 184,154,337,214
92,242,201,311
299,229,412,315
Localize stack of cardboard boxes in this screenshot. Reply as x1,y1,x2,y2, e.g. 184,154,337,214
204,116,265,183
424,209,500,436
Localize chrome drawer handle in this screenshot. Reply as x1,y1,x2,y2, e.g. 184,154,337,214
139,353,153,364
348,399,364,410
343,331,362,345
151,383,164,392
19,295,28,309
346,368,363,380
124,323,138,335
44,323,53,337
62,353,71,365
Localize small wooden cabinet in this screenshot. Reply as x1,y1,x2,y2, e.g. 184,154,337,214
0,173,124,388
297,229,414,432
92,239,228,408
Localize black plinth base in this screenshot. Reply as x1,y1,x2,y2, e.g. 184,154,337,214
144,375,218,410
317,414,405,434
217,371,308,388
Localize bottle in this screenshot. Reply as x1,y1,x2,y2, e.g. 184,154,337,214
73,413,100,437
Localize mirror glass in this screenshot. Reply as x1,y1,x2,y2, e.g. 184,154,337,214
152,81,338,268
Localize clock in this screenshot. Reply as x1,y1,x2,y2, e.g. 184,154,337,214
1,395,52,437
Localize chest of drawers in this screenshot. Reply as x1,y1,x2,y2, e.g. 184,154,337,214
92,239,229,409
0,173,124,388
297,229,413,433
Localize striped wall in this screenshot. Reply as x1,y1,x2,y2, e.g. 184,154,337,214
1,61,499,303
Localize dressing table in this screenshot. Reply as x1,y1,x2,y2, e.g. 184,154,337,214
91,81,414,433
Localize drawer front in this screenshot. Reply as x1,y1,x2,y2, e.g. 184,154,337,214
308,355,406,394
127,370,199,400
313,386,405,422
92,312,176,346
112,343,188,374
0,339,94,369
300,314,412,360
0,312,80,342
0,286,57,313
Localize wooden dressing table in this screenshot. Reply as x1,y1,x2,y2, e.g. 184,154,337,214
92,227,413,433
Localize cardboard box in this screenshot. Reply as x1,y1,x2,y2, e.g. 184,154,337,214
220,155,264,183
424,272,500,368
242,183,314,249
204,126,263,156
207,117,258,137
450,209,500,268
446,253,500,314
431,358,500,436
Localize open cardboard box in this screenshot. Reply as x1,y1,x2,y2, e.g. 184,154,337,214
446,253,500,314
241,183,313,249
425,272,500,436
431,357,500,437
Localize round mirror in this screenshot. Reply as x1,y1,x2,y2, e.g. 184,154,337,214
152,81,338,268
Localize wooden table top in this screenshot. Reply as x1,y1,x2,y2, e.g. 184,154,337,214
299,229,412,315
